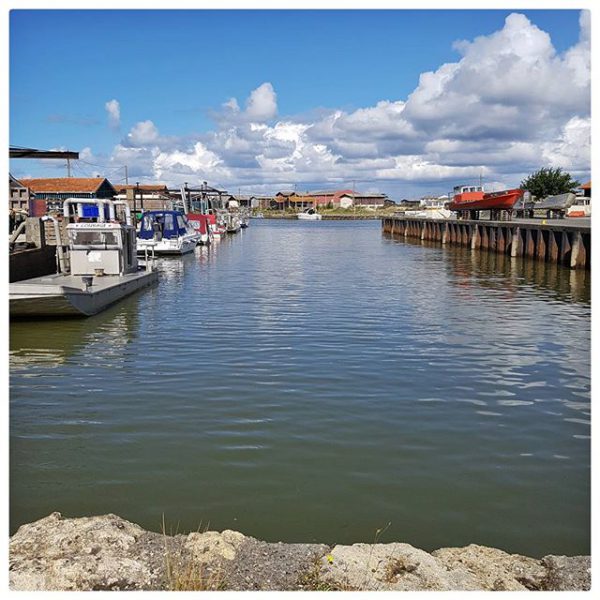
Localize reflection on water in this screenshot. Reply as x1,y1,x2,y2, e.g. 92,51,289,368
10,304,140,370
10,222,590,557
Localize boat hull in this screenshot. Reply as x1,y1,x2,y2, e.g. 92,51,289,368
534,192,576,211
297,213,322,220
10,270,158,318
136,236,198,255
448,189,523,211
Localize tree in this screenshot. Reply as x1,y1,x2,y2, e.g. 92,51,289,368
520,167,581,201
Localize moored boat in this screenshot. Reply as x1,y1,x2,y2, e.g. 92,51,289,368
448,185,523,212
10,198,158,318
136,210,200,255
297,207,322,221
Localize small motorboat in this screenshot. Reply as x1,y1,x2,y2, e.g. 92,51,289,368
185,212,213,245
297,207,322,221
10,198,158,318
136,210,200,255
534,192,577,216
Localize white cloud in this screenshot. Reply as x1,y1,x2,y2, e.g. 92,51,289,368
245,82,277,121
541,116,591,174
93,11,589,196
153,142,231,182
127,120,159,146
105,99,120,129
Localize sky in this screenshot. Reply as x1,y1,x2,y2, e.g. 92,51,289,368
9,8,591,199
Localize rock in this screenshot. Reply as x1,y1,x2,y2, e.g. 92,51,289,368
319,542,481,590
9,512,168,591
185,529,246,563
8,513,591,591
432,544,546,590
540,555,591,591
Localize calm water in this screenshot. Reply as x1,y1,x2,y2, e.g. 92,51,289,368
10,220,591,556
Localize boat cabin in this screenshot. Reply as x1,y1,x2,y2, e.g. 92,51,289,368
138,210,192,241
452,185,485,203
68,222,138,276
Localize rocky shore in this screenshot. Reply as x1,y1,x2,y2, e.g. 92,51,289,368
9,513,591,591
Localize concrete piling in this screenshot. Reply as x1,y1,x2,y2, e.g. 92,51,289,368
382,216,589,269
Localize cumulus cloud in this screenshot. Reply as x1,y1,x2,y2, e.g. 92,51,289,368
105,99,120,129
246,82,277,121
98,11,589,196
127,120,159,145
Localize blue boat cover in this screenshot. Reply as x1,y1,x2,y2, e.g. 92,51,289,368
138,210,189,239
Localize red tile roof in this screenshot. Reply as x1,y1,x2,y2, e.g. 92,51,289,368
19,177,109,193
581,181,591,189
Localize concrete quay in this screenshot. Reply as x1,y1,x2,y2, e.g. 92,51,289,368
382,216,591,269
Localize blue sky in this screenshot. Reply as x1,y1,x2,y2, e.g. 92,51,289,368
9,9,590,198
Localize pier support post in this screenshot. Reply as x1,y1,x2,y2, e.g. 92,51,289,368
481,227,489,250
497,227,505,254
471,225,480,249
488,227,496,251
536,230,547,261
442,223,449,245
547,230,559,263
560,232,571,266
570,232,586,269
511,227,523,257
462,225,469,246
525,229,535,258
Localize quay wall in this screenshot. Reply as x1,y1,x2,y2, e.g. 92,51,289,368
382,217,591,269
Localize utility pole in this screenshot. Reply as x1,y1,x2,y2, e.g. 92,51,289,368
67,157,72,177
125,165,129,184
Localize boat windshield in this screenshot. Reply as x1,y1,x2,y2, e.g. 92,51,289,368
69,230,120,248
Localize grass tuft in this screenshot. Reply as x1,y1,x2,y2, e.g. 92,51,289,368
161,515,226,591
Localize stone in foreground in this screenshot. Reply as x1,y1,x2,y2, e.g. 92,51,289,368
8,513,591,591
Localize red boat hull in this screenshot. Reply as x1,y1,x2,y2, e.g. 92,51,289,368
448,188,523,211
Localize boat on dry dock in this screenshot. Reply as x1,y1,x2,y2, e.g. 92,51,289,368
448,185,523,212
10,199,158,318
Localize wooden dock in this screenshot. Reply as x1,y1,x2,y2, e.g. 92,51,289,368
382,216,591,269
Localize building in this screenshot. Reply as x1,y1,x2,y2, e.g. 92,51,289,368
420,195,449,209
308,189,354,208
398,199,421,208
19,177,117,216
349,192,388,209
9,174,31,213
580,181,591,199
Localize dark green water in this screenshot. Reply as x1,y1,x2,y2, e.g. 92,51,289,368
10,220,590,556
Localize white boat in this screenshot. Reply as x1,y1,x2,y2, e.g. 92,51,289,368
136,210,200,255
226,212,241,233
297,208,322,221
10,199,158,318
